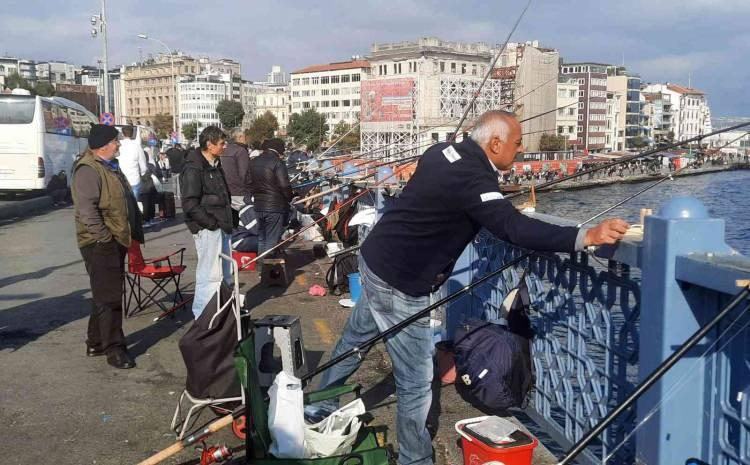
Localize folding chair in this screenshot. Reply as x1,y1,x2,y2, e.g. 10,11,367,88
124,239,187,318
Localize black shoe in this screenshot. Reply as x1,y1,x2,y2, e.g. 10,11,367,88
86,346,105,357
106,349,136,369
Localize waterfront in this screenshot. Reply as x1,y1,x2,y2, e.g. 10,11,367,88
535,169,750,255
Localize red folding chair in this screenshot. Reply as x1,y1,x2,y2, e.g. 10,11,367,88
124,240,187,318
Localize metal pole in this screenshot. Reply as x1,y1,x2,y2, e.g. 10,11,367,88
101,0,110,114
557,284,750,465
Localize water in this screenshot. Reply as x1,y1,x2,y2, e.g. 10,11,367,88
536,170,750,255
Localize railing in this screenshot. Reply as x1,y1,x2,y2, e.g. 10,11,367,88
442,197,750,465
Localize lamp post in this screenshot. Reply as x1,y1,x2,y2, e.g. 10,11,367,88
137,33,177,137
90,0,110,114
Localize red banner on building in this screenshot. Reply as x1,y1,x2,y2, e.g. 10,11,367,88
361,78,415,122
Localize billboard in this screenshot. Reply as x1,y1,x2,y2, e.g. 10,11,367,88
361,78,415,123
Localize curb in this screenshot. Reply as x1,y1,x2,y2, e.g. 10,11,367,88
0,196,55,221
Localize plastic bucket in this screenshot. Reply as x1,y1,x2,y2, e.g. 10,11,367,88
348,273,362,303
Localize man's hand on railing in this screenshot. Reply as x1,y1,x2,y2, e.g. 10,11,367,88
584,218,630,246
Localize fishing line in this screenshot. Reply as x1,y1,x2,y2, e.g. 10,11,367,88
601,298,750,464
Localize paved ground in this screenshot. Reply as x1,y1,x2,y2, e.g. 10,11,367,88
0,205,557,465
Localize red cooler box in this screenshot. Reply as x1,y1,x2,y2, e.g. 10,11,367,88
456,416,538,465
232,251,257,271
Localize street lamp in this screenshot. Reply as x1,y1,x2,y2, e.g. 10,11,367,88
137,33,177,137
90,0,110,114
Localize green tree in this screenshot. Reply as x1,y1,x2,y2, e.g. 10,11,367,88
288,109,328,152
630,136,649,148
4,72,31,91
182,122,198,142
152,113,173,139
216,100,245,129
539,133,567,151
331,120,360,152
33,81,55,97
245,111,279,146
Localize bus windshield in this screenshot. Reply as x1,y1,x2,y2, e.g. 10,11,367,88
0,97,36,124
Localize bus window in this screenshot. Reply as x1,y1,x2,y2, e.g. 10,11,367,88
0,97,36,124
69,107,92,137
42,101,73,136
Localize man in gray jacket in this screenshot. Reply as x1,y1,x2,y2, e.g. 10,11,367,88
221,128,252,210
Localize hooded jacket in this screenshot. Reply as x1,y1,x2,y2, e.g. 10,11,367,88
179,149,233,234
248,150,293,211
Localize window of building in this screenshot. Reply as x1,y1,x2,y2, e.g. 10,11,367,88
352,99,360,106
558,126,564,134
331,88,339,95
342,99,350,107
312,77,319,85
461,63,467,74
331,100,339,107
578,114,583,121
440,62,445,72
321,101,329,107
302,102,310,109
394,63,401,74
451,62,456,73
579,90,585,97
320,76,329,84
558,108,565,116
321,89,330,96
301,77,310,85
330,75,339,84
341,74,350,83
352,73,360,82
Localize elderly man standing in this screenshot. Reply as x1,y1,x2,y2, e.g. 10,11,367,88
72,124,144,369
310,110,629,465
248,138,293,258
221,128,252,211
180,126,234,319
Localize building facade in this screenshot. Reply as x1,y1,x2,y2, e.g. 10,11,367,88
0,57,20,88
641,91,674,145
556,78,579,146
256,85,291,135
35,61,78,84
267,65,288,85
290,59,370,128
642,83,711,143
560,62,608,152
178,73,235,140
498,41,560,151
607,66,643,150
362,37,502,157
122,53,202,127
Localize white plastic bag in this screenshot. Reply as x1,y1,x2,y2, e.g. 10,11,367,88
268,372,306,458
304,398,366,458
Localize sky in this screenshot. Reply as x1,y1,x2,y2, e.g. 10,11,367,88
2,0,748,116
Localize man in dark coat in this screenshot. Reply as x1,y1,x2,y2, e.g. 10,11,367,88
248,138,293,258
72,124,144,369
310,111,629,465
179,126,234,319
221,128,252,210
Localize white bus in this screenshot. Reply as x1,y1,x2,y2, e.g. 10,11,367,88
0,90,98,192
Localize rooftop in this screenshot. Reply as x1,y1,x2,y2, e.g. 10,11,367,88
667,83,705,95
291,59,370,75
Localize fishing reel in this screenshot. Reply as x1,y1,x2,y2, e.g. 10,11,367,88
197,441,233,465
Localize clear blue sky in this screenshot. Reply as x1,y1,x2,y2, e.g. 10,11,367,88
3,0,748,116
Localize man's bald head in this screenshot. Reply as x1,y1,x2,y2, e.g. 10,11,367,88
470,110,524,170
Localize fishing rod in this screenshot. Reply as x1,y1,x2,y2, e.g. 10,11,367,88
518,100,578,124
451,0,533,141
508,74,560,110
557,282,750,465
506,121,750,201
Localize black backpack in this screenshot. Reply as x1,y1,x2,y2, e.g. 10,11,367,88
325,251,359,296
453,276,534,412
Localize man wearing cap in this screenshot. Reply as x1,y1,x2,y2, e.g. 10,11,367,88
72,124,144,369
248,138,293,258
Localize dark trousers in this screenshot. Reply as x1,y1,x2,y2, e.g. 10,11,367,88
256,210,289,258
80,241,127,353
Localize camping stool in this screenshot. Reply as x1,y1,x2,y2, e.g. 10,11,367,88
254,315,308,388
170,390,240,440
260,258,288,287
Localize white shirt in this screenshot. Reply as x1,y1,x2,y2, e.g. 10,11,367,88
117,138,148,187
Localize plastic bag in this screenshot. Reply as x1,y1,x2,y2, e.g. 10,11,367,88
268,372,306,458
304,398,365,458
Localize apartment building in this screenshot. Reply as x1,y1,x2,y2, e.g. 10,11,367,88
290,59,370,127
560,62,609,152
642,83,711,143
555,77,579,145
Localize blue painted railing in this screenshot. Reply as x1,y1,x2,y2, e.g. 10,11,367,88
444,197,750,465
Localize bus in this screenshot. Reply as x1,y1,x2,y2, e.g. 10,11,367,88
0,90,99,193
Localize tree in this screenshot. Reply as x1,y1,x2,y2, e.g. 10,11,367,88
331,120,360,152
216,100,245,129
33,81,55,97
630,136,649,149
182,122,198,142
152,113,173,139
288,109,328,152
539,133,567,151
245,111,279,146
4,72,31,91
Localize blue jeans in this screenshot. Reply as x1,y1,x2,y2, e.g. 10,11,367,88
256,210,289,258
314,255,434,465
191,228,231,319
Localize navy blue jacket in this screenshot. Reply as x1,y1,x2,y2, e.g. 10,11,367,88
361,137,580,296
